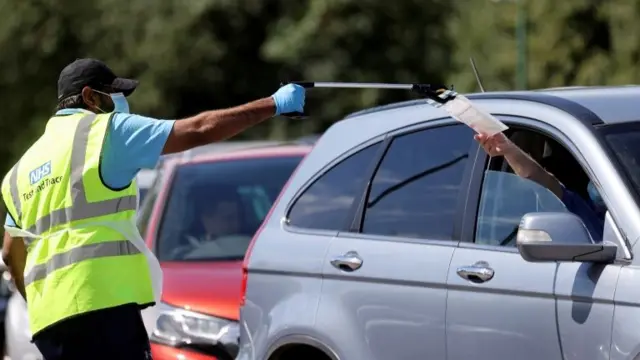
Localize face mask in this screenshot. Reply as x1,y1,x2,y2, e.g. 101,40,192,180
587,181,606,210
94,90,130,114
110,93,130,113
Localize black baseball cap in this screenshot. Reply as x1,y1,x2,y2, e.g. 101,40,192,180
57,58,139,101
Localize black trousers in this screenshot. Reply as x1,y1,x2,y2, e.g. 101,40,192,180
32,304,152,360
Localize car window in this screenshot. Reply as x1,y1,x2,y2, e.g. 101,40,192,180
475,170,568,247
157,156,302,261
603,129,640,200
288,143,382,231
362,124,473,240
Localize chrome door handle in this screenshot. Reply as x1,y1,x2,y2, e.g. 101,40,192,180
330,251,363,271
456,261,495,283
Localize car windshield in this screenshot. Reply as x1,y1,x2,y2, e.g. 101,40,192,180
603,127,640,200
157,155,303,262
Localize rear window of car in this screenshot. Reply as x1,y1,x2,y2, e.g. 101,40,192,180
156,155,303,261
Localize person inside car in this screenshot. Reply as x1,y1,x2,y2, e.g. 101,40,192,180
189,193,244,242
176,187,251,259
475,132,605,242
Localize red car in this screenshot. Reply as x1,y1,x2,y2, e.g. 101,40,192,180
139,144,311,360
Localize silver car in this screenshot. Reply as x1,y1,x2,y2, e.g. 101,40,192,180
238,86,640,360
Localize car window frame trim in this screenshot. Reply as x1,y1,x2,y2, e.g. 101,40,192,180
140,162,177,256
136,186,158,237
150,163,181,257
348,136,393,232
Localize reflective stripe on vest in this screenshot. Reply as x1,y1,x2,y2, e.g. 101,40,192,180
8,114,137,235
24,240,140,286
10,113,140,286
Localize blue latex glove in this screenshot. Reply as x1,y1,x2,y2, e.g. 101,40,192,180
271,84,306,116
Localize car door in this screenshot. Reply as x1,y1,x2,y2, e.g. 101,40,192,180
315,122,476,360
554,258,620,360
446,142,566,360
547,131,625,360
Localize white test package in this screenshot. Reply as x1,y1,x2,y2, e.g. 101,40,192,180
441,94,508,136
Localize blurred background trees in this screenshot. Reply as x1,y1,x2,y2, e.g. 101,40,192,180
0,0,638,170
449,0,635,91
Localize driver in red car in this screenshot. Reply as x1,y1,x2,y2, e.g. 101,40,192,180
190,194,243,241
178,189,251,259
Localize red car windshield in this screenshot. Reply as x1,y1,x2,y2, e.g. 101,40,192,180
156,155,302,261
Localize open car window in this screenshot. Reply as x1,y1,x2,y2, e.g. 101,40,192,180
476,170,568,247
157,156,302,261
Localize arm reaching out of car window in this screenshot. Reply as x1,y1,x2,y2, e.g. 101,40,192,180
475,132,563,198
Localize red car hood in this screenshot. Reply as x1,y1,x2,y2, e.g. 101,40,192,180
160,260,242,320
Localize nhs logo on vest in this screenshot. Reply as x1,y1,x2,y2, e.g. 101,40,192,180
29,161,52,185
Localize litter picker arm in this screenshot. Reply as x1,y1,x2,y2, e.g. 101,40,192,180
279,81,457,118
278,80,508,136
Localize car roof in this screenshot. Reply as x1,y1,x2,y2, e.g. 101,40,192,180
347,85,640,125
534,85,640,123
159,140,284,163
287,85,639,191
170,144,312,166
470,85,640,124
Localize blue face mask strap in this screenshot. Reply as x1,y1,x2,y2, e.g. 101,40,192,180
110,93,130,113
93,89,130,114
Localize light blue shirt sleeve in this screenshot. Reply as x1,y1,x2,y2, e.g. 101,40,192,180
101,113,176,189
4,213,16,228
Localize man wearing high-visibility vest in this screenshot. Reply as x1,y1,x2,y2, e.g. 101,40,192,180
0,58,305,360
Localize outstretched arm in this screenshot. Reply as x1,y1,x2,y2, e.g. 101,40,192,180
162,84,305,154
475,132,563,198
101,84,306,189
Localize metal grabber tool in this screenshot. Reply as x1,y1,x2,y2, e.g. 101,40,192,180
279,81,459,119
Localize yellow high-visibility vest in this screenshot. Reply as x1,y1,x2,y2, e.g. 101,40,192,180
1,112,154,336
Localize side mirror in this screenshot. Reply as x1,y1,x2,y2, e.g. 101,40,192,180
517,212,616,264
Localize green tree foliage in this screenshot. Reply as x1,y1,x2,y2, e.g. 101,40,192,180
599,0,640,84
2,0,639,177
448,0,639,92
262,0,454,136
0,0,455,171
